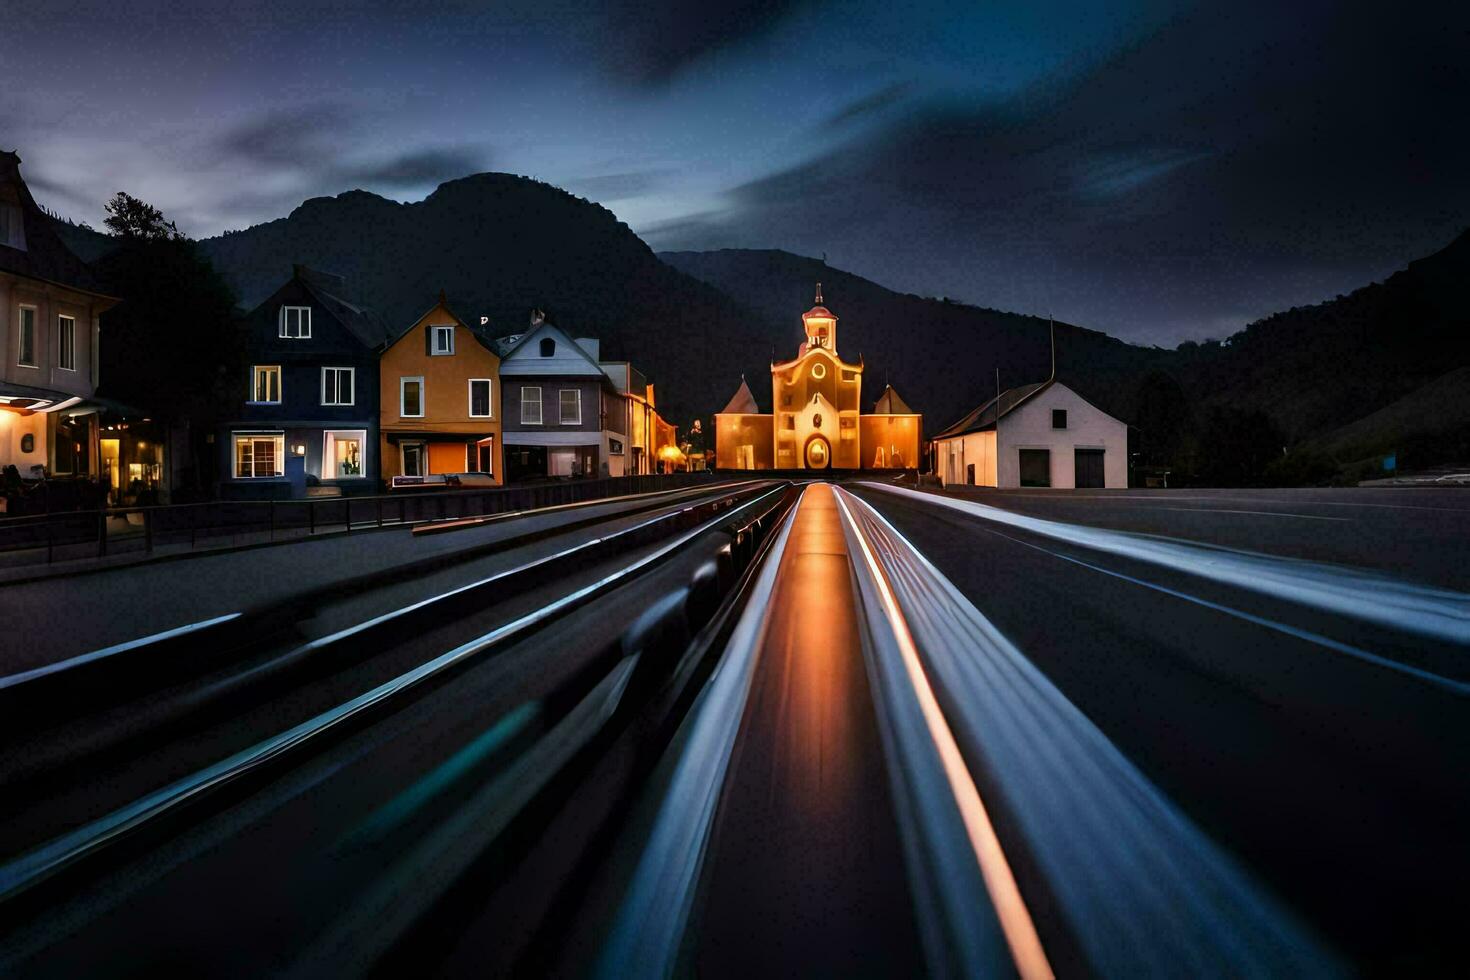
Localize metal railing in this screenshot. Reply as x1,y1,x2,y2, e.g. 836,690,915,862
0,473,719,570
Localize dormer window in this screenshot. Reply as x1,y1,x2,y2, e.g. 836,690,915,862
540,338,556,357
279,306,311,339
431,325,455,355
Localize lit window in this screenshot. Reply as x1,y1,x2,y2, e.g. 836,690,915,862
279,306,311,338
431,325,454,355
251,365,281,403
400,377,424,417
234,434,284,478
521,386,543,424
16,306,37,367
323,430,366,478
559,388,581,424
58,315,75,370
322,366,354,406
469,378,493,418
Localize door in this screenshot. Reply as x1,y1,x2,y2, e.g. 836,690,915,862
804,435,831,469
1018,449,1051,487
1074,448,1105,488
966,463,976,486
401,442,424,477
476,438,495,475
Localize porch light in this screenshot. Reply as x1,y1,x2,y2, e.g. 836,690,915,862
293,444,306,456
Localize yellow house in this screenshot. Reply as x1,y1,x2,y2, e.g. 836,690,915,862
715,285,921,470
379,295,502,485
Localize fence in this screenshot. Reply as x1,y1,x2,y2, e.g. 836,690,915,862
0,473,719,571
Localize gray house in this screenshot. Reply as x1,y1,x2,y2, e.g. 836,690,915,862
495,314,627,480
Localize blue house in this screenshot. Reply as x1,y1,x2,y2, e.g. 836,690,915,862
218,266,389,499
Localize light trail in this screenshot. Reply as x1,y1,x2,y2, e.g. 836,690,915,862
594,487,805,979
835,488,1053,980
864,482,1470,646
837,487,1344,976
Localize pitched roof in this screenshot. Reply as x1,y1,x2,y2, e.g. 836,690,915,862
292,264,391,349
498,319,604,369
383,293,501,356
934,380,1053,439
719,377,759,414
873,384,915,415
0,151,114,299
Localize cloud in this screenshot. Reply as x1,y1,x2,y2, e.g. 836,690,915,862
593,0,809,86
212,104,356,166
822,81,914,131
338,147,490,189
563,169,674,202
671,0,1470,342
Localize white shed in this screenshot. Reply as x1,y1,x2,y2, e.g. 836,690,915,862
933,380,1128,488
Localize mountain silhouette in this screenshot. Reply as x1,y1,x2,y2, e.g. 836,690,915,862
51,176,1470,474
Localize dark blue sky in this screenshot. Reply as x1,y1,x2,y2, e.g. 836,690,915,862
4,0,1466,344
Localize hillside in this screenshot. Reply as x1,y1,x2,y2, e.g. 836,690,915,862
1178,229,1470,445
52,178,1470,479
1310,366,1470,466
660,249,1163,430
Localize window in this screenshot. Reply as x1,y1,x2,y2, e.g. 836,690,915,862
16,306,37,366
1052,409,1068,429
810,362,827,380
323,430,366,478
321,367,355,406
1019,449,1051,488
431,325,454,355
250,365,281,403
0,203,25,250
279,306,311,338
559,388,581,424
521,386,542,424
57,315,76,370
400,377,424,417
234,434,284,478
539,338,555,357
468,378,493,418
609,438,624,454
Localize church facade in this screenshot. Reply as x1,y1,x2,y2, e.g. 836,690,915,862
715,287,921,470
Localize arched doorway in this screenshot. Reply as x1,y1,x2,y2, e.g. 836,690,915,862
804,435,831,469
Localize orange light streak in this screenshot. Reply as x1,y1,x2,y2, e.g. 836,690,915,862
837,489,1054,980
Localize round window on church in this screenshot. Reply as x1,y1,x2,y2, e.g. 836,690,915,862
810,362,827,380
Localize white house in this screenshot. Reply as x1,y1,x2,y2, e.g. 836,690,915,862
933,379,1128,488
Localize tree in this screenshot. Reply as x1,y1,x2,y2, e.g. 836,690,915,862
103,191,184,242
92,194,241,494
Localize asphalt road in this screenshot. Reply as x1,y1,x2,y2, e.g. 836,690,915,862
691,484,923,977
851,483,1470,974
923,485,1470,590
3,481,1465,975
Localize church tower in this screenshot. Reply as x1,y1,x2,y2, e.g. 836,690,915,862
770,283,863,469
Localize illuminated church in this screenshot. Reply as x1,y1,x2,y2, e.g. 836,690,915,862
715,286,921,470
